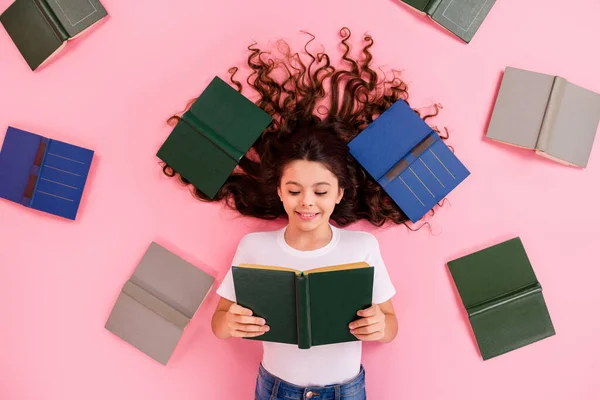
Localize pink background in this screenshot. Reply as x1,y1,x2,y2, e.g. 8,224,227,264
1,0,599,398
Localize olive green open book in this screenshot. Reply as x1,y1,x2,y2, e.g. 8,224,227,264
232,262,374,350
448,237,555,360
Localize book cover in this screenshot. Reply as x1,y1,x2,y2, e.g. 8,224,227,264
156,76,272,199
46,0,107,38
232,262,373,349
105,242,215,365
348,99,470,223
400,0,496,43
486,66,600,168
0,0,107,70
447,237,556,360
0,126,94,220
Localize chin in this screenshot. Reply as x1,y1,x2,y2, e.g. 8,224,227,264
297,222,319,232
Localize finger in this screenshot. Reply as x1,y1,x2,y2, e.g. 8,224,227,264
357,305,377,317
348,317,375,330
353,331,384,342
350,323,383,336
229,304,253,316
231,323,270,333
233,315,266,325
231,329,267,338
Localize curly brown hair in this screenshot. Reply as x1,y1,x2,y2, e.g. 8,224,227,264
162,27,448,228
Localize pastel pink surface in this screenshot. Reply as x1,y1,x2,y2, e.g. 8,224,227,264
0,0,598,399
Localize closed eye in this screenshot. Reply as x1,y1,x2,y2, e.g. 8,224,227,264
315,192,328,196
288,191,300,195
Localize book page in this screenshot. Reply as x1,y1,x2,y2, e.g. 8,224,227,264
306,262,370,275
237,263,301,274
485,67,555,149
540,82,600,168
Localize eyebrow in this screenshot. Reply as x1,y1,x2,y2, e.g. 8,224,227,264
285,181,331,187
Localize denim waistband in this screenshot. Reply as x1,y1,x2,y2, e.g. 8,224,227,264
257,363,366,400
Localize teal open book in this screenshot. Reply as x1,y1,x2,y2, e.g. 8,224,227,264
156,76,272,199
447,237,555,360
232,262,374,350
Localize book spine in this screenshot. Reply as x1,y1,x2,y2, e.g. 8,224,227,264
124,280,191,329
468,282,542,317
535,76,567,153
34,0,69,41
381,133,437,184
295,273,312,350
424,0,444,16
180,113,244,162
22,137,49,207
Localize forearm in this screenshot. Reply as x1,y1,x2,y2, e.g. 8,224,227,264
211,310,232,339
378,312,398,343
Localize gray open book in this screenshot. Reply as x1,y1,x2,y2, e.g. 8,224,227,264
105,242,214,365
486,66,600,168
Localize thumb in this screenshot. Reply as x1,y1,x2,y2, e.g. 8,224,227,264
357,304,376,317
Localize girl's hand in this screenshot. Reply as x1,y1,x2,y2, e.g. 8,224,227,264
349,304,386,341
225,303,270,338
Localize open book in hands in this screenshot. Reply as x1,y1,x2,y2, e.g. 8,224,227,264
232,262,374,349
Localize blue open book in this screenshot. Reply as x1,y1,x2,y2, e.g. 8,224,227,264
0,126,94,220
348,100,470,222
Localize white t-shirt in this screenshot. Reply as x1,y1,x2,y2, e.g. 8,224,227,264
216,224,396,387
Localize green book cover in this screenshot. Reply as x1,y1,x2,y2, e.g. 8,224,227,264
0,0,107,70
156,76,272,199
232,262,374,349
447,237,556,360
401,0,430,11
401,0,496,43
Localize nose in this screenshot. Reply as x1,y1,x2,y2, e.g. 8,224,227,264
300,192,314,207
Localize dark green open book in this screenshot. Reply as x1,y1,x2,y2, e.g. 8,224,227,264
447,237,555,360
232,262,374,349
157,76,272,199
1,0,108,70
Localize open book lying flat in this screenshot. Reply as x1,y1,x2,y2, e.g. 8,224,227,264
0,0,108,70
486,67,600,168
0,126,94,220
156,76,272,199
348,99,470,223
447,237,555,360
105,242,215,365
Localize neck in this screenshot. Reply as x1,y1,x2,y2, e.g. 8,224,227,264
284,222,333,251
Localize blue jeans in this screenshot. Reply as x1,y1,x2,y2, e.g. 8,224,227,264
255,363,367,400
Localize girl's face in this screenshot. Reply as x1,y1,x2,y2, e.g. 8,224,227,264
277,160,344,232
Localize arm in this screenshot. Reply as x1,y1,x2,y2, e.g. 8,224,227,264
377,299,398,343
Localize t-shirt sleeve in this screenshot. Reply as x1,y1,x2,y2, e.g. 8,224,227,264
215,236,251,302
216,268,236,302
368,235,396,304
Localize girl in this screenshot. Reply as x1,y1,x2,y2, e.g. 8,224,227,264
213,128,398,400
163,28,444,399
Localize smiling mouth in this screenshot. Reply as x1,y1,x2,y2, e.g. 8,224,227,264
295,211,320,220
